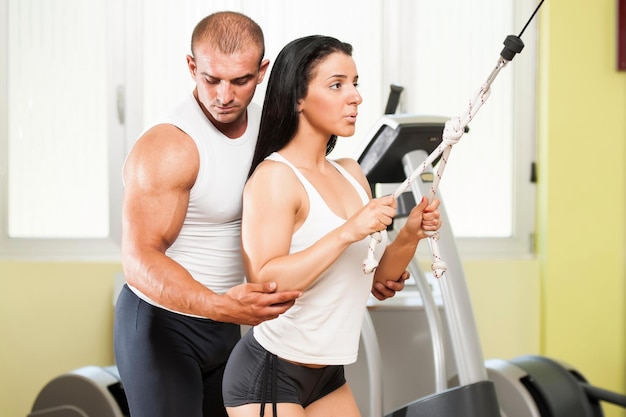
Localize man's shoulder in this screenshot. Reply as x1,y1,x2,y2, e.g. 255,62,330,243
134,123,196,156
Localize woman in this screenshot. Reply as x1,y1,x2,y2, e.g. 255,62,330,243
222,35,441,417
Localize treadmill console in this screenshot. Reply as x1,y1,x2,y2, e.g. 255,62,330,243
357,114,448,185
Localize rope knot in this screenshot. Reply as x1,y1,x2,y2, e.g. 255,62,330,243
431,261,448,279
362,258,378,274
442,118,464,146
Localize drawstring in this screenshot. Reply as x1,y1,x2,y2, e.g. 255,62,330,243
259,353,269,417
260,352,278,417
271,355,278,416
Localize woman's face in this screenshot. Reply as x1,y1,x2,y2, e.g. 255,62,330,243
297,52,363,139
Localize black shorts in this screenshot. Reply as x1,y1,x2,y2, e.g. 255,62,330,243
222,329,346,409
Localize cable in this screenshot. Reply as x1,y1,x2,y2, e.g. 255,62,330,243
519,0,545,38
362,0,546,275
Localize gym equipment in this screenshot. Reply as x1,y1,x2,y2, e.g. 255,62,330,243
360,14,528,275
358,113,501,417
487,355,626,417
357,112,626,417
28,366,128,417
356,2,622,404
355,22,531,410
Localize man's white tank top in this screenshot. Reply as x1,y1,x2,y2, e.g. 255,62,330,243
253,152,388,365
129,94,261,313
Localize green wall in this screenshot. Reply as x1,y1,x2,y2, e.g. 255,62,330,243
537,1,626,416
0,262,121,416
1,1,625,417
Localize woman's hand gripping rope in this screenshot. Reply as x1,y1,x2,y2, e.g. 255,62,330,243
360,9,539,277
360,119,463,276
360,97,479,276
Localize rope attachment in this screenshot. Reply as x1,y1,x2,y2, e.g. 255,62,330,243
362,34,526,276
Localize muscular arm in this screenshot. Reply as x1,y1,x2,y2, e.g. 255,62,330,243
121,125,299,324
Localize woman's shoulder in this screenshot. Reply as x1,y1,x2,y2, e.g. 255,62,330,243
247,158,300,191
245,158,304,210
254,157,297,177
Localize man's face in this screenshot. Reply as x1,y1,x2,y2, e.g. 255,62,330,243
187,45,268,135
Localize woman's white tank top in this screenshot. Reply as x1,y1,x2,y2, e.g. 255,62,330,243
253,152,387,365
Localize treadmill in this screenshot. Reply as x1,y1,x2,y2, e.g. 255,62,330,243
356,109,626,416
357,112,502,417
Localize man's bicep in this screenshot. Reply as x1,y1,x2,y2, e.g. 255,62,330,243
122,132,196,250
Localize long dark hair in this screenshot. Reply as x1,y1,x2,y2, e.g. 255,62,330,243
248,35,353,178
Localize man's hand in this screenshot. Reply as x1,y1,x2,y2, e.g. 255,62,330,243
223,282,301,326
371,270,410,301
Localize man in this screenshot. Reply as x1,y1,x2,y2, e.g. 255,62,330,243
114,11,408,417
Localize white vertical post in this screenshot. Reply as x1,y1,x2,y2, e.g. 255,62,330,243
361,310,384,417
403,150,488,385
